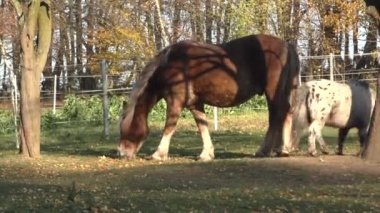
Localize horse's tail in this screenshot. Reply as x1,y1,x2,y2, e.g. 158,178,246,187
120,47,171,129
286,43,300,91
276,42,300,108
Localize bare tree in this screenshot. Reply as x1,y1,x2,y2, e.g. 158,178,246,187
11,0,52,158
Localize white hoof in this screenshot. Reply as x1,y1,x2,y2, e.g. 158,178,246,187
308,150,318,157
198,151,214,162
151,150,168,161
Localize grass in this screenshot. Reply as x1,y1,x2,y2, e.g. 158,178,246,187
0,111,379,212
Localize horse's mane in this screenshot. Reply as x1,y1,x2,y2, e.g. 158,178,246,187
120,49,169,130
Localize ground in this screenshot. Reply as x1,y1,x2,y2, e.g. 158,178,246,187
0,111,379,212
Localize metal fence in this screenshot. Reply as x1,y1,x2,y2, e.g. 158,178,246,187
1,52,379,135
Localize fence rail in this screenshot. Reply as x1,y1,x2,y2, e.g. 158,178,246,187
1,53,379,140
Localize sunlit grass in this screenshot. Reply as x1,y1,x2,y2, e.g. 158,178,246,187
0,110,378,212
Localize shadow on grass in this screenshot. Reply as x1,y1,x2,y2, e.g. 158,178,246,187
0,158,379,212
35,123,262,160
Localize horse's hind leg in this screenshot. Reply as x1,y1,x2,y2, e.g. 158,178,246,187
336,128,349,155
151,99,183,161
255,103,284,157
281,111,294,156
189,104,214,161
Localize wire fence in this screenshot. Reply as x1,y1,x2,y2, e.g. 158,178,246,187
0,52,379,134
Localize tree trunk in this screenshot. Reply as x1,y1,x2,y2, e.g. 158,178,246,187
362,0,380,162
363,73,380,162
205,0,212,43
11,0,52,158
153,0,168,49
171,0,181,43
194,0,204,41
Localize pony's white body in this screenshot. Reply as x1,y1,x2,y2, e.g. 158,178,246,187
285,79,375,156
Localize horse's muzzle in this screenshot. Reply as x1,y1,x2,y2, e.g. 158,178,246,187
117,146,136,160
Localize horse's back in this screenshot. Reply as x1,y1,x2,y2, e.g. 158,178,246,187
153,34,293,107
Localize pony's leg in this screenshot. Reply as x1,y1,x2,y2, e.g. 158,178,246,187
190,104,215,161
151,99,182,161
357,128,367,156
308,121,322,156
309,121,329,156
316,134,330,155
336,128,349,155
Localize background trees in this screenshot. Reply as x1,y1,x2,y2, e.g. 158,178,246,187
0,0,378,158
1,0,376,84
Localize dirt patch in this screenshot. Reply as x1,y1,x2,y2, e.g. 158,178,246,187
270,155,380,177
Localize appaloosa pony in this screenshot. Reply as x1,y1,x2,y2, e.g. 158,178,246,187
285,79,375,156
118,34,300,160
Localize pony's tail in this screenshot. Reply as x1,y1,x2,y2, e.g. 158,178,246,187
290,84,310,148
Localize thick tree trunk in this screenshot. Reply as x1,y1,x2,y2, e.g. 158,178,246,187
363,73,380,162
12,0,52,158
362,0,380,162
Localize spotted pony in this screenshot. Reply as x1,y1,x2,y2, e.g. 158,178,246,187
285,79,375,156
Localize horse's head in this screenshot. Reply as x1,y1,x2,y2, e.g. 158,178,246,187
117,101,149,159
117,138,145,160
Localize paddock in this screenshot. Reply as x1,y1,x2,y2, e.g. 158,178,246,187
0,110,379,212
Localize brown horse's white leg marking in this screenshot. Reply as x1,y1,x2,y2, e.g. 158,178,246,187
198,125,214,161
151,98,182,161
191,106,215,161
151,129,175,161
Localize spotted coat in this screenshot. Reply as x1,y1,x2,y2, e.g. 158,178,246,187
285,79,375,156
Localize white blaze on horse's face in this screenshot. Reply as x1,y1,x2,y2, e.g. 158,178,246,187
117,139,144,159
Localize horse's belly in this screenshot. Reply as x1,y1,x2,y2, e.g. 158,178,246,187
200,87,253,107
325,106,350,128
193,73,257,107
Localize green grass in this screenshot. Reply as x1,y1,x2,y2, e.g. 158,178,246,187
0,111,379,212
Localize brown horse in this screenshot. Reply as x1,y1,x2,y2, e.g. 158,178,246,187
118,34,300,160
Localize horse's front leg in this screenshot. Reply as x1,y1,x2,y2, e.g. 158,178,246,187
151,99,182,161
189,104,215,161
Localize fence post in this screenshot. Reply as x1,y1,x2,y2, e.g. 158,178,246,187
53,74,57,114
101,60,109,138
329,53,334,81
10,73,20,149
213,107,218,130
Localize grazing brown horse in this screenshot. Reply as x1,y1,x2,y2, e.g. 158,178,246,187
118,34,300,160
